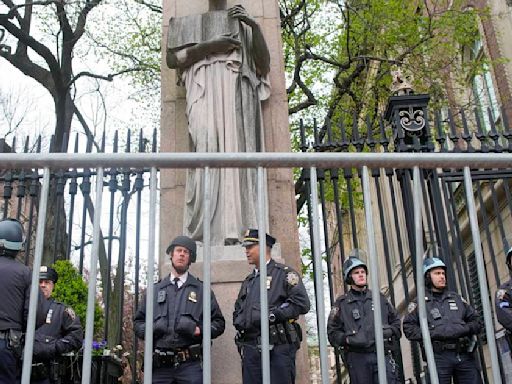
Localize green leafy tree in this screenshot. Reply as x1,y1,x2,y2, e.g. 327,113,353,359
52,260,104,336
282,0,491,211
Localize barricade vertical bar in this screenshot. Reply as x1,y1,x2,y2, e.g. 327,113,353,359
463,167,502,384
310,167,329,384
257,166,271,384
413,166,438,384
143,166,158,383
361,166,387,384
202,167,212,384
81,167,105,384
20,167,50,384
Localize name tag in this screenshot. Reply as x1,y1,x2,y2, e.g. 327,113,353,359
45,309,53,324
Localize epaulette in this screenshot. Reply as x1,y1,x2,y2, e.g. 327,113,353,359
273,262,289,271
188,275,202,286
336,294,347,303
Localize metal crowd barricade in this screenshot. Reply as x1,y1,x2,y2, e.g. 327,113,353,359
1,151,509,384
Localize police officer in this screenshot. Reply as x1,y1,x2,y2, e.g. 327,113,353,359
403,257,482,384
327,253,401,384
31,266,83,384
0,218,47,383
134,235,225,384
233,229,310,384
495,245,512,332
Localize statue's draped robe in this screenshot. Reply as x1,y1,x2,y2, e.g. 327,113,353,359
170,12,271,245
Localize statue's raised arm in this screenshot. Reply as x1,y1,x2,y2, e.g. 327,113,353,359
228,5,270,76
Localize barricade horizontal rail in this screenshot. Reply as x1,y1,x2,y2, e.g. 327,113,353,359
0,152,511,169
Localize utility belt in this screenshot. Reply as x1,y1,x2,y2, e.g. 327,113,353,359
0,329,23,358
432,338,472,354
237,321,302,348
345,340,396,354
31,360,63,383
153,344,202,368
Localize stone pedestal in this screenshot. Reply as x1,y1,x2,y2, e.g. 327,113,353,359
160,1,308,382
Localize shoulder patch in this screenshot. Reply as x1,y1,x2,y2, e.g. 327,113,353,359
65,307,76,320
407,302,417,313
497,289,507,301
329,306,339,318
286,271,300,286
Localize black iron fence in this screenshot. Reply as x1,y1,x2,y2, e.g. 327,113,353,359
297,94,512,383
0,130,157,383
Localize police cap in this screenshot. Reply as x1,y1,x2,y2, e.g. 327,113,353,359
0,218,24,254
241,229,276,248
40,266,58,283
423,257,446,276
166,235,197,263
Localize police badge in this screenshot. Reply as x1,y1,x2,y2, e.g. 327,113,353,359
188,291,197,303
286,271,299,286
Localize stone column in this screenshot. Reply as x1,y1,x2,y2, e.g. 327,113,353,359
160,1,308,383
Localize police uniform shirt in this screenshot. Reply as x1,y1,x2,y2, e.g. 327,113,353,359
327,288,401,350
33,299,84,361
134,273,225,349
170,272,188,289
496,279,512,331
403,290,481,342
233,258,310,336
0,256,47,331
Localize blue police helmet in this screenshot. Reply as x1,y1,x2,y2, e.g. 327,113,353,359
0,218,24,255
166,235,197,263
423,257,446,276
506,246,512,266
343,256,368,282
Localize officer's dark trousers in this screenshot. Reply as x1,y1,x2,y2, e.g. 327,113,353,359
0,339,18,384
345,351,399,384
434,351,482,384
152,360,202,384
242,343,297,384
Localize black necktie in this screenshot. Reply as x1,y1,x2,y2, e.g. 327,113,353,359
173,277,180,290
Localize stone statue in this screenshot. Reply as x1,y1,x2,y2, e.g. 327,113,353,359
167,1,271,246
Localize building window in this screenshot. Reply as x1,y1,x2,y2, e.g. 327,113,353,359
465,38,501,132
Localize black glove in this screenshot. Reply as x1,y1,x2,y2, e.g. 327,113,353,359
55,339,70,355
176,315,197,337
33,336,57,360
153,320,167,338
382,327,393,339
346,331,370,348
269,309,286,323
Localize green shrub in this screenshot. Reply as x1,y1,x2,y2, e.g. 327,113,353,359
51,260,104,335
